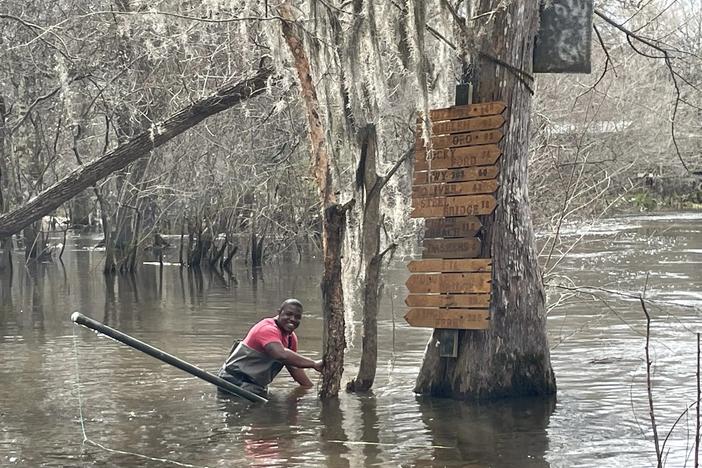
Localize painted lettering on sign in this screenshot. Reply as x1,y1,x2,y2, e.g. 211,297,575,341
417,130,503,151
419,101,506,122
405,101,507,331
408,258,492,273
414,197,448,209
415,145,501,171
405,272,492,293
423,114,506,136
405,294,491,308
424,216,482,238
412,179,498,198
422,238,481,259
411,194,497,218
413,165,499,185
404,308,490,329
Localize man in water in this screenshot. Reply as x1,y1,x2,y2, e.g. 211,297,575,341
218,298,323,397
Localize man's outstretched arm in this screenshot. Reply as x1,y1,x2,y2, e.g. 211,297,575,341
264,341,323,371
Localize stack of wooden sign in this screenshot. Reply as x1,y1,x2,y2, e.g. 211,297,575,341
404,101,506,330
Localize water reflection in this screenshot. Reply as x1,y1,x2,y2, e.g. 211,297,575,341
415,396,556,467
24,263,46,332
357,397,381,466
319,398,349,468
0,270,13,308
0,213,700,467
221,388,311,467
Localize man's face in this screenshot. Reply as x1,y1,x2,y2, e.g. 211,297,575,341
277,304,303,333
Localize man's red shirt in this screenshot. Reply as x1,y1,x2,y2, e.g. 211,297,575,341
242,317,298,354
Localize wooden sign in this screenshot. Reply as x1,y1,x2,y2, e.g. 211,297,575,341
412,179,498,198
411,194,497,218
413,165,499,185
415,145,501,171
425,217,481,238
404,100,508,331
408,258,491,273
405,293,491,308
404,308,490,329
419,101,506,122
405,272,491,294
423,238,481,259
417,129,503,151
424,114,505,136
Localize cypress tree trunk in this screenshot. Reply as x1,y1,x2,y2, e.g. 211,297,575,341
414,0,556,399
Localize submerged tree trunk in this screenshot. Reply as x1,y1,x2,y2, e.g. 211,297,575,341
414,1,556,399
0,66,273,238
0,95,12,272
179,220,185,267
70,191,92,227
348,125,383,392
95,189,115,274
280,2,347,398
320,202,353,397
250,215,264,268
0,237,12,272
23,221,44,260
210,238,228,268
222,244,237,272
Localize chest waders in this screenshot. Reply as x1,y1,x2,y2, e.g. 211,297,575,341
218,336,292,397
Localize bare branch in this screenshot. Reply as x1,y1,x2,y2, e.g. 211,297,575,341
594,8,694,173
0,66,274,237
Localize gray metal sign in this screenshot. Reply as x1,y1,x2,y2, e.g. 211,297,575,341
534,0,594,73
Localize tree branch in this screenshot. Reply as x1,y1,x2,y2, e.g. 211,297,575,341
594,8,693,173
0,65,273,237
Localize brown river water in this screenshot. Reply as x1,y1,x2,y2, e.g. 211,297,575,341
1,212,701,467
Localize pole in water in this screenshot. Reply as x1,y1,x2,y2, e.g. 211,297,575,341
70,312,267,404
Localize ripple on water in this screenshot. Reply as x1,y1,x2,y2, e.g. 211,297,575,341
1,213,701,467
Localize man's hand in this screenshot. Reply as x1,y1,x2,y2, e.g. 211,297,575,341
287,366,313,387
265,342,319,370
313,359,323,373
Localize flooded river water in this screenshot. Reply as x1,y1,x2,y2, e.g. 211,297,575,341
1,212,701,467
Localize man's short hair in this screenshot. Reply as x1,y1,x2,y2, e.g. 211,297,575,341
279,298,303,311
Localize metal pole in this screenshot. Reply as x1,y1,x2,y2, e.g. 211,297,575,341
71,312,267,404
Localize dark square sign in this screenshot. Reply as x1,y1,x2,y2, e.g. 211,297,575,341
534,0,594,73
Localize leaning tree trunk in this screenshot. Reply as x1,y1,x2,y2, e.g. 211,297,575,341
414,0,556,399
0,67,272,238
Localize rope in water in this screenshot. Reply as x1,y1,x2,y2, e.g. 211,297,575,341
71,323,210,468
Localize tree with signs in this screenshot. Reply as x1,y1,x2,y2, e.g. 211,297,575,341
413,1,557,399
2,0,697,402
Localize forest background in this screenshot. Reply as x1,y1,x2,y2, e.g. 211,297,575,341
0,0,700,352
